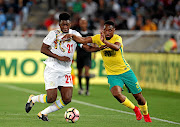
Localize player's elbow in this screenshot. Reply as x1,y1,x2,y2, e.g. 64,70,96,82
114,48,119,51
40,48,44,54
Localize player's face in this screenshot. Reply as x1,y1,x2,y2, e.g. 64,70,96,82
104,24,115,40
59,20,71,33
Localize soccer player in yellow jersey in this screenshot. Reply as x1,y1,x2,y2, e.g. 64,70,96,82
62,20,152,122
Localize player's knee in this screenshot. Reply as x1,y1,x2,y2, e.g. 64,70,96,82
133,93,146,105
47,96,56,103
62,98,71,105
112,92,122,98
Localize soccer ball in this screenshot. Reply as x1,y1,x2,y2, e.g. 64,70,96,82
64,107,80,123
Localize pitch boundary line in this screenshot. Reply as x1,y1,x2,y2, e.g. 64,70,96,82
1,84,180,125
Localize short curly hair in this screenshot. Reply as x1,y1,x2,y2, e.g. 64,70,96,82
59,12,71,21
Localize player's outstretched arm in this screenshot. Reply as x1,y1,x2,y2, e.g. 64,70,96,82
82,45,108,52
41,43,70,62
62,34,92,44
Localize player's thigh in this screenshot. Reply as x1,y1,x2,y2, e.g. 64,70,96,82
122,70,142,94
44,66,60,90
59,87,73,103
107,75,124,90
110,85,123,96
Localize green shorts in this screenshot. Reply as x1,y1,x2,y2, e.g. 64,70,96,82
107,69,142,94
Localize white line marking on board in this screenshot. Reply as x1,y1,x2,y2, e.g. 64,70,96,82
1,84,180,125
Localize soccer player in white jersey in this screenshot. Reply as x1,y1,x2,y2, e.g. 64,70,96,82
25,12,82,121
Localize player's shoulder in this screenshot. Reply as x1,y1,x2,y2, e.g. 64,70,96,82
114,34,122,41
91,34,101,41
69,29,81,36
93,34,100,38
114,34,122,39
48,29,62,36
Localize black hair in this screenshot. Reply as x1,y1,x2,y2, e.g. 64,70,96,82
104,20,115,27
59,12,71,21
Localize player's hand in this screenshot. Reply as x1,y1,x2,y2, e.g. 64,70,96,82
100,45,108,50
58,56,71,62
62,34,73,42
100,30,105,42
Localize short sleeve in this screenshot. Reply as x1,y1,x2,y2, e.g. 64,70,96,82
43,31,56,45
115,36,122,43
75,31,82,37
91,34,100,44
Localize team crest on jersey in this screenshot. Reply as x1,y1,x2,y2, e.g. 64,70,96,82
50,81,55,86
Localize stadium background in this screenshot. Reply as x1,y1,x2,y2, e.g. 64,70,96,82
0,0,180,126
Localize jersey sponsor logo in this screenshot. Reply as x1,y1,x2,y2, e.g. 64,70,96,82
103,50,116,57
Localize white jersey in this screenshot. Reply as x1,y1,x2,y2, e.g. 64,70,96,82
43,29,81,73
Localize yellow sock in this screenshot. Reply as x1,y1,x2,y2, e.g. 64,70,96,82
138,102,148,115
122,98,135,110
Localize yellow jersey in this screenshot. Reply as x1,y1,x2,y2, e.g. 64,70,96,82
91,34,130,75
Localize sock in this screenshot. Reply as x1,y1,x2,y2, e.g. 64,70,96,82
122,98,135,110
138,102,148,115
41,98,66,115
31,94,47,103
78,76,82,90
85,76,89,91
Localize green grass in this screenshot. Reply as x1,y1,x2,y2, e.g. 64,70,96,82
0,83,180,127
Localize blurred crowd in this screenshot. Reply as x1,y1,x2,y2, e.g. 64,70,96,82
0,0,34,35
43,0,180,32
0,0,180,35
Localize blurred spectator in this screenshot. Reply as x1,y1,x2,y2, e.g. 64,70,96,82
58,0,67,12
172,11,180,30
48,0,58,10
175,1,180,12
96,0,106,19
6,0,19,13
0,0,7,13
6,7,16,30
19,0,33,24
126,9,136,30
164,35,177,52
131,14,144,30
0,0,180,32
44,9,55,30
36,22,46,30
48,13,59,31
83,0,97,19
111,0,120,14
141,18,157,31
22,23,35,37
0,9,6,35
72,0,83,13
158,15,173,30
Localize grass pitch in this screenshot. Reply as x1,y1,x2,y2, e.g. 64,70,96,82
0,83,180,127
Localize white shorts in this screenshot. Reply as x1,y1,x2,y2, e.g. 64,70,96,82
44,66,73,90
